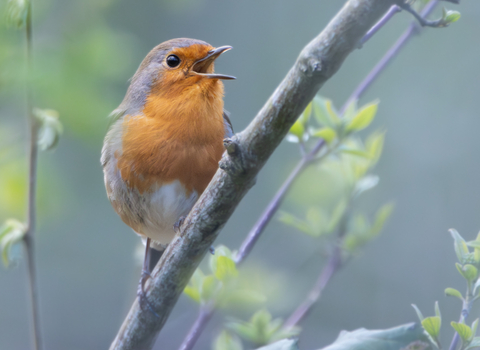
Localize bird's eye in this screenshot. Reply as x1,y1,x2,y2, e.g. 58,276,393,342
166,55,181,68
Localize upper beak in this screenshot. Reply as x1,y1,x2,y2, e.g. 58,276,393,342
192,46,236,80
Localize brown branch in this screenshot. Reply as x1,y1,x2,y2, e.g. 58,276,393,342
109,1,396,349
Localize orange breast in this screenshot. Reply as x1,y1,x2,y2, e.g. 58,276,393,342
116,78,225,195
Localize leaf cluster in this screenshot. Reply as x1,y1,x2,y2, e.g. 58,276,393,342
184,246,265,309
413,230,480,350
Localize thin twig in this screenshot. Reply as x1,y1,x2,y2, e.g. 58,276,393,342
448,288,473,350
343,0,439,114
178,304,215,350
235,157,309,265
359,5,401,48
23,1,42,350
283,201,352,329
283,246,342,329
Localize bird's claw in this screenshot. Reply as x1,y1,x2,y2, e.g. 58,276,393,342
173,216,186,233
209,246,215,255
137,270,159,318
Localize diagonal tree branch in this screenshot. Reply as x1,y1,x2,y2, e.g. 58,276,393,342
110,1,397,349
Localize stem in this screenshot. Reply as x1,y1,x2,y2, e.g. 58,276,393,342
448,287,474,350
342,0,439,114
284,201,351,328
177,2,439,349
359,5,402,47
235,157,309,265
283,246,342,328
178,304,215,350
23,1,42,350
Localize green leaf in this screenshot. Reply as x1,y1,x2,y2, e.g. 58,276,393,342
451,322,473,343
209,245,234,275
467,241,480,249
450,229,470,264
312,96,340,127
201,275,218,302
340,148,372,159
456,263,478,282
34,108,63,151
366,131,385,165
445,288,463,301
474,279,480,295
6,0,29,28
342,99,357,121
301,102,313,124
471,319,479,338
220,289,266,308
228,309,286,346
319,323,429,350
434,301,441,319
184,268,205,303
466,337,480,349
346,101,378,133
371,202,394,235
422,317,441,339
278,211,313,235
353,175,379,197
444,9,461,24
255,339,299,350
0,219,27,267
215,256,238,281
288,120,305,141
214,330,243,350
312,127,337,144
184,286,200,303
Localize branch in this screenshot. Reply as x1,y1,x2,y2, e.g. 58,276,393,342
110,1,397,349
23,1,43,349
283,245,343,329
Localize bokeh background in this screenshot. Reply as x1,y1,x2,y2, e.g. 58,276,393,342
1,0,480,349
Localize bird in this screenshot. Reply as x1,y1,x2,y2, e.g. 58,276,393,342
101,38,235,306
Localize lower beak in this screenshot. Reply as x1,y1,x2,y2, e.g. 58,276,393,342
192,46,236,80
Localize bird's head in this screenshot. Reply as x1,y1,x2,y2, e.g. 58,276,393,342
117,38,234,117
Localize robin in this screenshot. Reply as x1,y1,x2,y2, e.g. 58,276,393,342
101,38,235,305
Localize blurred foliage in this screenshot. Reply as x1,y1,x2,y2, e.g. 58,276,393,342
282,97,393,258
184,245,266,309
5,0,28,28
413,230,480,350
213,330,244,350
226,309,300,347
0,0,131,240
34,108,62,151
0,218,26,266
254,339,299,350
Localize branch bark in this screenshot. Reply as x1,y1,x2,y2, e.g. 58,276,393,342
110,1,396,349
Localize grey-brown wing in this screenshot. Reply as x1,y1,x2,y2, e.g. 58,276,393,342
223,110,234,138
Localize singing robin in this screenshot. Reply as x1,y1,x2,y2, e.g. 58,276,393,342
101,38,235,304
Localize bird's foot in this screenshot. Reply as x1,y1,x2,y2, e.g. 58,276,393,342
137,269,159,318
173,216,186,233
209,246,215,255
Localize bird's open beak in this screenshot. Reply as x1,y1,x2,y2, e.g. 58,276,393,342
192,46,236,80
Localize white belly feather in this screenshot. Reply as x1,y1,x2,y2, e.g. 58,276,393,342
101,119,198,249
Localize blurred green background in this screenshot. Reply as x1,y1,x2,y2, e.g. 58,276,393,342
1,0,480,349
